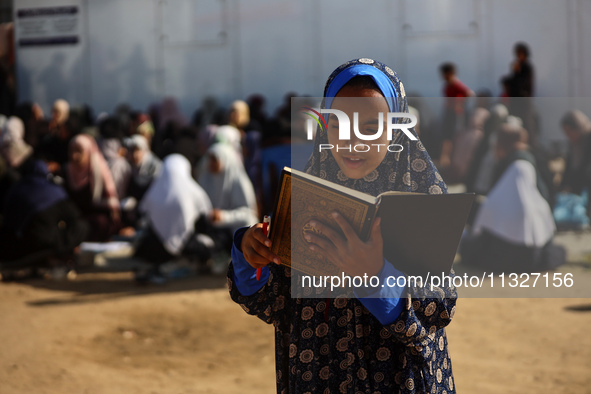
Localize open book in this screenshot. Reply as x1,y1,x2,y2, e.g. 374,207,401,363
269,167,475,277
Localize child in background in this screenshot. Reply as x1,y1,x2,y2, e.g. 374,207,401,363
228,59,456,393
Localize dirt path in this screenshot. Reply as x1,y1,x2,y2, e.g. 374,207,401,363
1,272,590,393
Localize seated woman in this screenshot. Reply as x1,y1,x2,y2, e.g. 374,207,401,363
0,160,87,272
126,134,162,202
135,154,212,282
97,117,131,199
62,134,121,242
555,110,591,228
461,124,565,273
198,143,258,252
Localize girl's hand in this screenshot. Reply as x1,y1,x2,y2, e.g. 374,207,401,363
304,212,384,277
240,223,282,270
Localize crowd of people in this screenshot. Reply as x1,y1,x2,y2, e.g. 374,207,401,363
0,42,589,281
0,94,285,282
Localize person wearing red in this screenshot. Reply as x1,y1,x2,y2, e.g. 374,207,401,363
438,62,473,182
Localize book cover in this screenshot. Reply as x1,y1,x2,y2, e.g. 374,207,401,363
269,167,475,278
269,168,378,277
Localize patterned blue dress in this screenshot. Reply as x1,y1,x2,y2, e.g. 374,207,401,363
228,59,456,393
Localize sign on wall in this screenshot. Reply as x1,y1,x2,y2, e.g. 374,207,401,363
15,5,79,46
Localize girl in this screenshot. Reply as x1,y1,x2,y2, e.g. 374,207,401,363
228,59,455,393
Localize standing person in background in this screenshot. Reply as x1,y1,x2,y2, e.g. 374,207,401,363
505,42,537,145
62,134,120,242
438,62,473,181
507,42,534,98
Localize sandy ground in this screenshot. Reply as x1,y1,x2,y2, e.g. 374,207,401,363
1,232,591,393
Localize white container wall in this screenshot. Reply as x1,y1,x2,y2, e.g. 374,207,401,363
13,0,591,142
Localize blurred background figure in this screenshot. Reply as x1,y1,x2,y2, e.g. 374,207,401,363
438,62,473,180
39,98,71,171
0,159,87,275
198,143,258,253
0,115,32,170
135,153,212,283
447,92,490,184
246,94,268,133
553,110,591,230
13,101,45,148
213,124,242,157
264,92,296,146
461,123,565,273
125,134,161,203
228,100,250,135
97,116,131,199
135,116,155,146
559,110,591,195
465,103,509,195
505,42,537,146
192,96,225,132
506,42,534,98
62,134,120,242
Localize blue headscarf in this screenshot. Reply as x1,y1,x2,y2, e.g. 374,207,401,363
324,64,399,113
304,58,447,197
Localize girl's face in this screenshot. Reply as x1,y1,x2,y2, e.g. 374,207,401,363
327,85,390,179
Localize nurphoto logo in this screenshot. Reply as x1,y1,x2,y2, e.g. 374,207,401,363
302,106,417,153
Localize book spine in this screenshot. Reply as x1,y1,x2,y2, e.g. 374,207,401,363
360,203,380,242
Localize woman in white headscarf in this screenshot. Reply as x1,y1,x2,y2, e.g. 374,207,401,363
462,123,565,272
212,125,242,157
137,154,212,261
198,143,258,235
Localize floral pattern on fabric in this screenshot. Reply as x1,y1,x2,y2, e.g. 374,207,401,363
228,58,456,393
